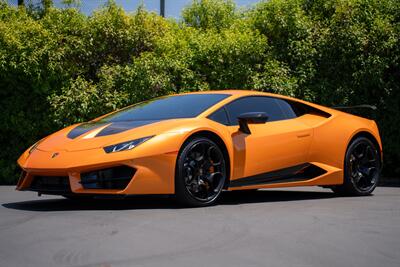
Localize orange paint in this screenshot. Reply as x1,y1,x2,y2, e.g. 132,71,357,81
16,90,382,195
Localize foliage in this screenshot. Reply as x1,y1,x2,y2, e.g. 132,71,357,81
182,0,237,31
0,0,399,183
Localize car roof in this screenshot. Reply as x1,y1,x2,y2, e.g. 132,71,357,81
185,89,338,119
178,89,279,97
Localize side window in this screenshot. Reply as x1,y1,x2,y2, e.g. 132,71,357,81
286,100,308,117
208,107,230,125
225,96,287,125
287,100,331,118
275,99,297,119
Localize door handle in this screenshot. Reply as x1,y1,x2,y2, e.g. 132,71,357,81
297,133,311,138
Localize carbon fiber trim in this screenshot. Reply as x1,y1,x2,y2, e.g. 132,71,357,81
67,120,159,139
229,163,326,188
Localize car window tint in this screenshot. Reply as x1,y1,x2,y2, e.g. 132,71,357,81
225,96,288,125
100,94,230,122
208,107,230,125
276,99,297,119
287,100,309,117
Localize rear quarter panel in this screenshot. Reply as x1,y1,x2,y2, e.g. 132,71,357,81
305,109,381,184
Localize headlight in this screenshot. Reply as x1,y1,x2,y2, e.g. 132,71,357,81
103,136,154,153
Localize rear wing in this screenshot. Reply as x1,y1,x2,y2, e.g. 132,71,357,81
331,105,377,120
332,104,377,111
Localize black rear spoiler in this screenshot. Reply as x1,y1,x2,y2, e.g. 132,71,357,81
332,104,377,111
331,104,377,119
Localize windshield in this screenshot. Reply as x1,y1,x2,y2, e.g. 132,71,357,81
100,94,230,122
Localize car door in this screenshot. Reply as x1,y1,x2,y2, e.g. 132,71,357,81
223,96,313,181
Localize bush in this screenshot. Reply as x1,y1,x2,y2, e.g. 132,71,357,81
182,0,237,31
0,0,399,183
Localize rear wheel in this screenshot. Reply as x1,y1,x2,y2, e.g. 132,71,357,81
332,137,381,196
175,137,227,207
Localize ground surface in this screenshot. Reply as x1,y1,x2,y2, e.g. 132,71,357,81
0,186,399,267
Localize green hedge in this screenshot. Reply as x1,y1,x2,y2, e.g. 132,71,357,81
0,0,399,184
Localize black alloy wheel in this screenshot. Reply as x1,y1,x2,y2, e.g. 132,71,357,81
332,137,381,196
175,137,227,206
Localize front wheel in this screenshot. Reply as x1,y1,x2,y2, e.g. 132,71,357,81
175,137,227,207
332,137,381,196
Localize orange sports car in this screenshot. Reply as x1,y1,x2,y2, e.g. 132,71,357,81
17,90,382,206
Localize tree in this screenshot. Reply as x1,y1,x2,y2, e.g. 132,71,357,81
42,0,53,13
182,0,237,31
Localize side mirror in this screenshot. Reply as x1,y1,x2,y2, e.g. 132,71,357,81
237,112,269,134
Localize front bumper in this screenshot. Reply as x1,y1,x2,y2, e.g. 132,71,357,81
17,148,177,195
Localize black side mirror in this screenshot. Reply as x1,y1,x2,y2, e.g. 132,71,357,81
237,112,269,134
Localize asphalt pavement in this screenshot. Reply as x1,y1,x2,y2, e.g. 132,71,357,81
0,186,399,267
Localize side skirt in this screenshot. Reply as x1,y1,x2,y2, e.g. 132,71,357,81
229,163,327,188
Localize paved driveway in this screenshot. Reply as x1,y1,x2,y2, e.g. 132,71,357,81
0,186,399,267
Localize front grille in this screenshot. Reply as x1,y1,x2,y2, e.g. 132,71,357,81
80,166,135,190
29,176,71,194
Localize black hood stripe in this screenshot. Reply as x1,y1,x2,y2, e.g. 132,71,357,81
67,120,159,139
96,120,159,137
67,122,107,139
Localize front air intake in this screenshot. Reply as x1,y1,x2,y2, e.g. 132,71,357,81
80,166,135,190
29,176,71,194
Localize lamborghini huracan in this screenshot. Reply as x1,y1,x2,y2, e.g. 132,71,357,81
17,90,382,206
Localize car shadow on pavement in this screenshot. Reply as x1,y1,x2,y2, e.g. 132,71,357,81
221,189,336,205
2,189,336,211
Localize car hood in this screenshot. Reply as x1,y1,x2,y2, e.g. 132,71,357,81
36,118,192,152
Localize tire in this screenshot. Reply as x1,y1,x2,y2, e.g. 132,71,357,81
175,137,227,207
332,137,381,196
